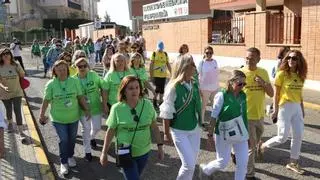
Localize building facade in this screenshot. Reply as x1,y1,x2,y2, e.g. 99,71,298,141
141,0,320,87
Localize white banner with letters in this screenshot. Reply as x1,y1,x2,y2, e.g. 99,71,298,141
143,0,189,21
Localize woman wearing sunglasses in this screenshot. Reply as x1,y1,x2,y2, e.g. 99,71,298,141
129,52,155,97
100,75,164,180
197,46,219,128
103,53,134,108
74,58,108,162
200,70,249,180
260,50,307,175
0,49,26,142
58,52,77,76
39,60,90,175
160,54,202,180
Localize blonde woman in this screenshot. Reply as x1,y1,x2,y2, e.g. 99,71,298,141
103,53,134,107
199,70,249,180
160,54,202,180
129,52,155,96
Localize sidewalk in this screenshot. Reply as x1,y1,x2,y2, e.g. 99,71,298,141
0,100,54,180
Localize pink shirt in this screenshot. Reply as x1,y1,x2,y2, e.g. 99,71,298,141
198,59,219,91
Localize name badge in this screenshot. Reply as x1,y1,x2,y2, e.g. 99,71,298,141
64,100,72,107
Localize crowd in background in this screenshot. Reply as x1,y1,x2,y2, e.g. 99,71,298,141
0,31,308,180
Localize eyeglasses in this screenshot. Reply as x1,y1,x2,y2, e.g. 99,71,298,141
205,52,213,55
56,44,62,47
77,64,88,69
237,82,247,87
130,108,139,122
78,55,86,58
287,56,299,61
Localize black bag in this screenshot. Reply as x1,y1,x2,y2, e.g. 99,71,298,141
115,100,145,167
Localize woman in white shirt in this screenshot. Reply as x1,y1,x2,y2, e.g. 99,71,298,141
197,46,219,127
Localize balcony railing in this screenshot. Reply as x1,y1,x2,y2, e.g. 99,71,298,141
212,16,245,44
267,13,301,44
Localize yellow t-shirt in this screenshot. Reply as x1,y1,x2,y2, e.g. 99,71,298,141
275,71,303,106
151,51,169,78
241,67,270,120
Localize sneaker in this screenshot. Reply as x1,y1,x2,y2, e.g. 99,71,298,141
68,157,77,167
85,153,93,162
19,133,28,144
286,162,305,175
199,164,210,180
231,153,237,165
90,139,97,148
7,123,14,133
60,164,69,175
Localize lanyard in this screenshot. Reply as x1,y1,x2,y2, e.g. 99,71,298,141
58,77,69,100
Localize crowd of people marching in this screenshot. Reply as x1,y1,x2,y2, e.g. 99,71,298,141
0,32,308,180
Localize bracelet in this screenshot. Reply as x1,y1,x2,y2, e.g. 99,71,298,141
157,143,164,147
207,134,213,137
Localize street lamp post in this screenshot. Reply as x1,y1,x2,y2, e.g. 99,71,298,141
60,19,63,39
2,0,11,46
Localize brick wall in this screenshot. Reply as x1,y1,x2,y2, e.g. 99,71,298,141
301,0,320,80
143,18,212,54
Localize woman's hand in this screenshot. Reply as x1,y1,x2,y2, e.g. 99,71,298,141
39,115,48,125
157,145,164,161
100,153,108,166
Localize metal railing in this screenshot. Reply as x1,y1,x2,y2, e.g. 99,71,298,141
267,13,301,44
212,16,245,44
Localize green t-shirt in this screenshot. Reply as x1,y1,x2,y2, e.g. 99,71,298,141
44,77,83,124
73,71,105,116
41,46,50,57
103,70,134,105
106,99,157,157
130,67,148,88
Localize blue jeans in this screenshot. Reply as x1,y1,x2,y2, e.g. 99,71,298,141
53,121,79,164
95,50,101,63
122,152,149,180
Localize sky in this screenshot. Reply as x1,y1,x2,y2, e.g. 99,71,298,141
97,0,132,28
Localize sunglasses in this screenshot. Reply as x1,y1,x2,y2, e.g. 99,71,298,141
131,46,137,49
2,51,11,55
77,64,88,69
287,56,299,61
78,55,86,58
131,108,139,122
205,52,213,55
237,82,247,87
56,44,62,47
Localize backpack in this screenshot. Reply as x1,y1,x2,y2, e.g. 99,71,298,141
152,51,168,61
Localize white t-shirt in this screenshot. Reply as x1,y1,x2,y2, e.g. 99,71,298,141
198,59,219,91
94,41,102,51
10,43,22,57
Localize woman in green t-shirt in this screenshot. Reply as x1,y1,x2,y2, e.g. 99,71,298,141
31,39,41,70
103,53,134,107
129,52,155,96
74,58,108,162
39,60,90,175
100,75,164,180
159,54,202,180
199,70,249,180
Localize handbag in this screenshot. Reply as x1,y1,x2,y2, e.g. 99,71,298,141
115,100,145,168
218,115,248,143
20,77,30,89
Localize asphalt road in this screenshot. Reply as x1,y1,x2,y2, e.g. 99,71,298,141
19,49,320,180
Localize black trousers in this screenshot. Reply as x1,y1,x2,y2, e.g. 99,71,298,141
14,56,25,71
2,97,23,125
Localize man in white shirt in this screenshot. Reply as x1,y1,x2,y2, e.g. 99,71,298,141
10,38,25,71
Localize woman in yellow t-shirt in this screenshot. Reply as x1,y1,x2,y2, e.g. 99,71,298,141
260,50,307,175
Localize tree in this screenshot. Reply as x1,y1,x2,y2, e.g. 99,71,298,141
103,11,111,23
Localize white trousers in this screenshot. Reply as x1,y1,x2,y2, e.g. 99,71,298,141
80,114,102,153
202,134,249,180
263,102,304,160
170,126,201,180
200,90,217,124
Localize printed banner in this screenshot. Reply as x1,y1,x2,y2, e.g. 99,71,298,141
143,0,189,21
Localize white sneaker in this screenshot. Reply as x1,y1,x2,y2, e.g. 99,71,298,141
60,164,69,175
68,157,77,167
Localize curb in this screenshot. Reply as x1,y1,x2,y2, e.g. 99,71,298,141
22,99,55,180
218,82,320,111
